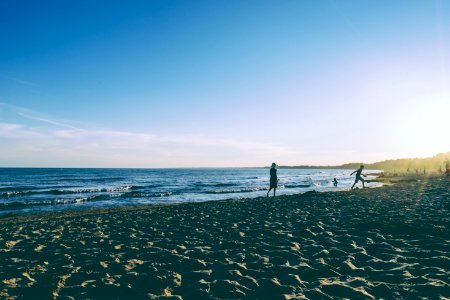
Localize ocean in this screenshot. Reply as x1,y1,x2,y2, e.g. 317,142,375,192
0,168,382,215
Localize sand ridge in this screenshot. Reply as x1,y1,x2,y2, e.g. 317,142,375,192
0,176,449,299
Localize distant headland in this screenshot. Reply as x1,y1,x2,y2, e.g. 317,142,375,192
275,152,450,171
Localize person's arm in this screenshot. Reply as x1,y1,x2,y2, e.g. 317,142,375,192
350,170,356,175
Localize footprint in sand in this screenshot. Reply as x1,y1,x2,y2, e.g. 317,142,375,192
177,244,187,251
102,274,121,286
34,245,45,252
6,240,22,248
124,259,144,271
3,278,22,288
32,229,43,234
345,260,362,270
22,273,36,286
291,242,301,251
81,280,96,287
114,244,124,250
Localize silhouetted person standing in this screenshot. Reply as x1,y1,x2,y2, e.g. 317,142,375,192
351,165,366,189
267,162,278,197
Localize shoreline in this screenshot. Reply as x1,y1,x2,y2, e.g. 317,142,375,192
1,175,448,299
0,173,431,222
0,168,383,217
0,176,389,223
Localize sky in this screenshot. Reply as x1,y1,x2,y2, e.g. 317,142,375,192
1,0,449,167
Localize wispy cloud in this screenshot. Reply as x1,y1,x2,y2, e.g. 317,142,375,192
17,112,79,129
0,75,40,88
0,103,299,167
0,122,44,139
9,77,40,87
53,129,154,140
0,102,78,129
158,134,294,155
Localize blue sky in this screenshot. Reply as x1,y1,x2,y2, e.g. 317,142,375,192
1,0,449,167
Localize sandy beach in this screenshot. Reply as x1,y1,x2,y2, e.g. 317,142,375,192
1,175,449,299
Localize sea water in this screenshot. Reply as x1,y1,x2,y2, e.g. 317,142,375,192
0,168,382,214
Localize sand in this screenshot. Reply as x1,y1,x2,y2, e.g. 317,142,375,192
0,176,449,299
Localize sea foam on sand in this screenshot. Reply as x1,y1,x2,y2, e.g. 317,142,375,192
0,176,449,299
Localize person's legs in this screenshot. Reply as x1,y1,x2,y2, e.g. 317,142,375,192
273,188,276,196
356,176,365,188
351,178,358,189
267,188,272,197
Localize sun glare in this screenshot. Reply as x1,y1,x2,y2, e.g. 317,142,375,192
397,94,450,157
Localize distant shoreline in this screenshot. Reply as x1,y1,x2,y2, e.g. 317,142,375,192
1,150,448,170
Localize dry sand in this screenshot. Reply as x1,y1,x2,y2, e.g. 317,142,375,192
0,176,449,299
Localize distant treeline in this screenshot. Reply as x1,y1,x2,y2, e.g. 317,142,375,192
278,152,450,171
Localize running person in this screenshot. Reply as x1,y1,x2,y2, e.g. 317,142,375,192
351,165,366,189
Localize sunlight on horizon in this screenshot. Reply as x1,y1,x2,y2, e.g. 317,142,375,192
397,93,450,158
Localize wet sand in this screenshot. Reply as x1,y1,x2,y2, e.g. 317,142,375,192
1,176,449,299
